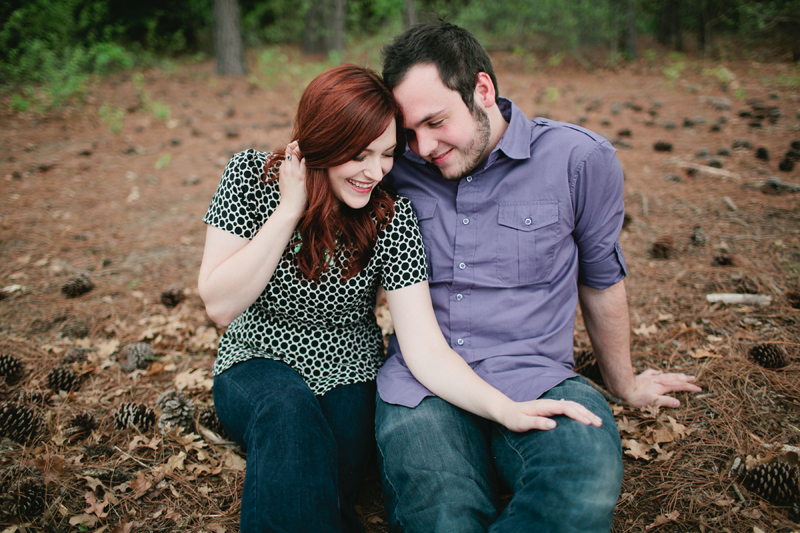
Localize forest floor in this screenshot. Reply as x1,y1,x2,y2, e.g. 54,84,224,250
0,44,799,532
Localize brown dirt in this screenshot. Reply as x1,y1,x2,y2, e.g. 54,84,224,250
0,46,799,531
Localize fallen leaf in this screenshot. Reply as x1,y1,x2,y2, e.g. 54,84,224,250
110,523,136,533
667,416,690,438
633,323,658,338
645,511,679,530
174,368,213,391
657,313,673,322
622,439,652,461
689,348,721,359
130,471,152,498
653,427,675,444
706,334,723,343
714,497,734,507
653,443,674,462
616,416,638,435
69,514,101,527
221,449,246,470
83,492,110,517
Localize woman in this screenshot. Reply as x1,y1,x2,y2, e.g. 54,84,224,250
198,64,601,533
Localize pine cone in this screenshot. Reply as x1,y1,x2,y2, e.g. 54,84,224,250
0,402,43,444
66,410,99,440
15,390,53,407
62,346,92,364
5,475,46,518
119,342,153,373
160,285,186,308
742,461,800,506
0,354,24,384
650,236,674,259
61,274,94,298
574,350,605,386
197,405,228,438
113,402,155,432
46,365,80,392
748,344,790,369
156,390,195,434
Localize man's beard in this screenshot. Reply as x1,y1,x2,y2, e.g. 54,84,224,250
441,105,492,181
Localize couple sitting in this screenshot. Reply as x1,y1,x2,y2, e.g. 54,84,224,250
198,19,700,533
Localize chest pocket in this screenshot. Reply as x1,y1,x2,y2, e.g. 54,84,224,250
496,201,560,285
407,196,438,281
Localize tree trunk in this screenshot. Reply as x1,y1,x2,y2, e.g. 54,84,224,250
214,0,246,76
624,0,637,59
303,0,345,58
404,0,417,28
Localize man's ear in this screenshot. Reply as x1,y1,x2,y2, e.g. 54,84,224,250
474,72,497,109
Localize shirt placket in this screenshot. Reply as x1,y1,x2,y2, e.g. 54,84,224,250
450,174,477,357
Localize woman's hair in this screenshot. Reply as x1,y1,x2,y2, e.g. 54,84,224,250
265,64,402,282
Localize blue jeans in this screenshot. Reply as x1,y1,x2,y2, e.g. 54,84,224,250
214,358,375,533
376,377,622,533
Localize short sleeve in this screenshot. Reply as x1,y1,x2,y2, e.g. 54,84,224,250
571,141,627,289
377,196,429,291
203,150,280,240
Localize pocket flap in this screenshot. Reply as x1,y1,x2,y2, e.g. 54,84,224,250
407,196,438,221
497,202,558,231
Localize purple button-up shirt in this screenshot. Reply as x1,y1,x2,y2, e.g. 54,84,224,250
377,98,627,408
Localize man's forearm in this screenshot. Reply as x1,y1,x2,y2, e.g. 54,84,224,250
577,280,635,401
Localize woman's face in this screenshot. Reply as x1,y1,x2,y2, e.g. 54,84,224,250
327,119,397,210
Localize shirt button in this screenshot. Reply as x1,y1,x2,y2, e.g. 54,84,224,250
456,293,463,301
524,218,532,226
465,176,473,183
457,338,464,346
459,262,466,269
462,218,470,225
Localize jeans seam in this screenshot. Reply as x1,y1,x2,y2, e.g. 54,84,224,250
377,437,407,533
496,425,526,521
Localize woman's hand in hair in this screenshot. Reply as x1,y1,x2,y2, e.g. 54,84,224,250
279,141,308,218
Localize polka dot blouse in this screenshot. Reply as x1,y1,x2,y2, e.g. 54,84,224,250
203,149,428,396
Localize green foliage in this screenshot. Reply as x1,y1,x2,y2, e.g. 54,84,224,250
132,71,172,122
99,103,124,133
155,153,172,170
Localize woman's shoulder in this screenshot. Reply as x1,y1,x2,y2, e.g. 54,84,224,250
221,149,280,188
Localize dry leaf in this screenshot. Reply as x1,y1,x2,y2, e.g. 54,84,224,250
83,492,110,517
221,449,246,470
616,416,638,435
110,523,136,533
622,439,652,461
714,497,734,507
130,471,152,498
657,313,673,322
633,323,658,338
174,368,213,391
689,348,721,359
653,443,674,462
645,510,679,529
667,416,691,438
653,427,675,444
70,514,101,527
160,451,187,474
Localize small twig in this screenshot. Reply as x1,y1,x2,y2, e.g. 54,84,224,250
639,192,649,217
722,196,737,211
731,481,747,504
114,445,152,469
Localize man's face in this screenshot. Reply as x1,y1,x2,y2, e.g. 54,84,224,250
393,64,491,180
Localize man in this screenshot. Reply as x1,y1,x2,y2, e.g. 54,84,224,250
375,20,701,533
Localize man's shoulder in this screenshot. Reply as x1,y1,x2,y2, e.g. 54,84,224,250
529,118,610,148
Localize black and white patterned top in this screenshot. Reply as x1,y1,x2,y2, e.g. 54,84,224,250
203,149,428,396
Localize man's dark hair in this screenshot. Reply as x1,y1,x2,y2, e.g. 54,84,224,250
381,19,499,112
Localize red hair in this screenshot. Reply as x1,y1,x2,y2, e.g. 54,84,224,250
265,64,402,281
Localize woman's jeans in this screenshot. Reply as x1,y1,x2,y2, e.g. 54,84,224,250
376,377,623,533
214,358,375,533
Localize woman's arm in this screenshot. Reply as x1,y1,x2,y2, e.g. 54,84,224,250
386,282,603,432
198,146,307,326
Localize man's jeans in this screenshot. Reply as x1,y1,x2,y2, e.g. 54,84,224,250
376,377,623,533
214,358,375,533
